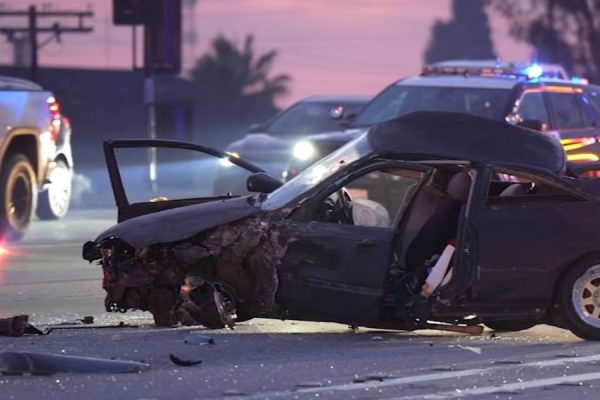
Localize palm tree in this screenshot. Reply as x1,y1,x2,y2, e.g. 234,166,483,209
190,34,291,106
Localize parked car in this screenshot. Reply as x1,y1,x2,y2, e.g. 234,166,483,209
84,112,600,340
0,76,73,240
283,60,600,181
213,96,368,195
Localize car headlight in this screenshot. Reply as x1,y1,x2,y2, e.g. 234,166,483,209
220,151,240,167
292,141,315,161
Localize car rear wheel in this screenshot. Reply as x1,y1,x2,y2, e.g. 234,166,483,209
558,258,600,340
0,154,37,241
37,159,71,220
484,320,536,332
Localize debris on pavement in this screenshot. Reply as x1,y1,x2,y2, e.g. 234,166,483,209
169,353,202,367
455,344,482,355
0,351,150,374
184,333,215,345
0,315,29,337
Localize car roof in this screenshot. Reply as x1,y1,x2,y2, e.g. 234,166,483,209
367,111,566,175
301,95,370,104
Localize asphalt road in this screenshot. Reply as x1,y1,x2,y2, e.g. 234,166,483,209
1,210,600,400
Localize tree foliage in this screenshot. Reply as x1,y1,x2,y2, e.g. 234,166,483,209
485,0,600,81
189,34,291,144
424,0,496,64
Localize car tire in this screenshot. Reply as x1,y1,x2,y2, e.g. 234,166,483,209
37,159,72,220
558,256,600,340
0,154,37,241
484,320,536,332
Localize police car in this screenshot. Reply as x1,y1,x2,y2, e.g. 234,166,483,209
285,60,600,180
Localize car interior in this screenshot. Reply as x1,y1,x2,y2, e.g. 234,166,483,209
486,168,586,208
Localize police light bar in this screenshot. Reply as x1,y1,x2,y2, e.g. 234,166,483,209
422,61,569,81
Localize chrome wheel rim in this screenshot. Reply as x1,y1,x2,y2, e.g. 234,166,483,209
48,165,71,216
572,264,600,329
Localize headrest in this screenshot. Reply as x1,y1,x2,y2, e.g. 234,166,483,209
446,172,470,201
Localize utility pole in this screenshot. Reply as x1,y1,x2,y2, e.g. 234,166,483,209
0,5,94,82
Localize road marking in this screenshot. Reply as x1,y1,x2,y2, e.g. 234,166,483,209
397,371,600,399
233,353,600,399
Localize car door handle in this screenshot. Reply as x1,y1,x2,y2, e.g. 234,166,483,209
356,239,377,248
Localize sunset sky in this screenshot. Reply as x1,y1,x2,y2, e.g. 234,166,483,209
0,0,531,106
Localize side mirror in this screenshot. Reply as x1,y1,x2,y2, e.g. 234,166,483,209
517,119,545,131
247,123,264,133
247,172,283,193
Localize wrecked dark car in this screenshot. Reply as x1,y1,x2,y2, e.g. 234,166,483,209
84,111,600,340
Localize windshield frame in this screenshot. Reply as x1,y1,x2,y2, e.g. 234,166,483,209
260,133,374,210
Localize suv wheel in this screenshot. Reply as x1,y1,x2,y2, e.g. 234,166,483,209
558,257,600,340
0,154,37,241
37,159,71,220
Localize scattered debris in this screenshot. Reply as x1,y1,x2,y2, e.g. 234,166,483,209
0,351,149,374
169,354,202,367
431,366,456,371
111,334,124,342
493,360,522,365
370,336,384,341
296,382,322,388
0,315,28,337
558,381,584,387
555,353,580,358
456,344,482,355
222,389,248,396
184,334,215,345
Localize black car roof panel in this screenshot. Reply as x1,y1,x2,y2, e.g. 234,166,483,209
367,112,566,175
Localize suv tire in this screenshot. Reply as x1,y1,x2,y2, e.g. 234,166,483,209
37,159,71,220
0,154,37,241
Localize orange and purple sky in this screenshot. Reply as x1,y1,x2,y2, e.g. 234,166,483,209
0,0,531,106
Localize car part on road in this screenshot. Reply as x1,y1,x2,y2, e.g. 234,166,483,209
0,351,150,374
0,154,37,241
37,159,72,220
0,315,29,337
484,320,537,332
184,333,215,345
169,353,202,367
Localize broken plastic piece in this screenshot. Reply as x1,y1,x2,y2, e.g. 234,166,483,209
0,315,28,337
169,353,202,367
184,334,215,345
0,351,150,374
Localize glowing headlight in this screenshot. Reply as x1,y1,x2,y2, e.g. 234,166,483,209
220,151,240,167
292,141,315,161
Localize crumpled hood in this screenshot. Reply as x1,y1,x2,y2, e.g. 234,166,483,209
95,197,260,248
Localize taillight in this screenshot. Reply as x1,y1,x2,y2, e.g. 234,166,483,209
47,96,61,141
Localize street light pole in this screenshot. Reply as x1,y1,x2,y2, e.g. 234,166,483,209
27,5,38,82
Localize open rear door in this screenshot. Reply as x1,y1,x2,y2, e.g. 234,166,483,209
104,139,267,222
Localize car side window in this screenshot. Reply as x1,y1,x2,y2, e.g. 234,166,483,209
314,167,426,228
547,92,592,129
486,168,585,209
517,92,550,127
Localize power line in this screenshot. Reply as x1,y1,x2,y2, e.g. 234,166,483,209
0,5,93,82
